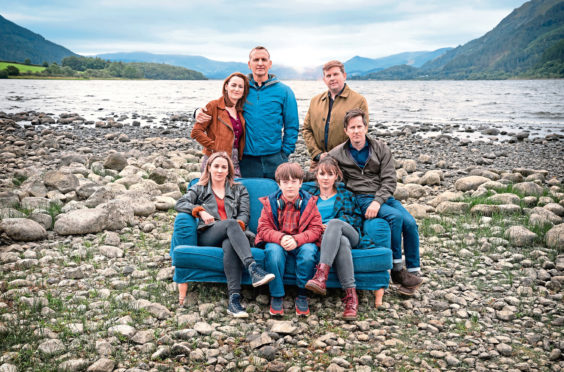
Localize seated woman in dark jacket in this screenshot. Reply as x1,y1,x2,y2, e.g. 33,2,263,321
174,152,274,317
303,157,385,320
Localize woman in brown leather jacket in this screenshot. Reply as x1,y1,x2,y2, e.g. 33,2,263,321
191,72,249,177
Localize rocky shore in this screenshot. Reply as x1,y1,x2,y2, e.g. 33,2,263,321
0,111,563,372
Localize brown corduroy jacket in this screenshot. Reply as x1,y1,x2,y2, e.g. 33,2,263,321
302,84,369,160
191,96,246,159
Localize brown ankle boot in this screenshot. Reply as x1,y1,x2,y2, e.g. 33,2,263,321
305,263,331,295
342,288,358,320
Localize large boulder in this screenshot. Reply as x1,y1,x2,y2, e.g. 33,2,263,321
99,200,135,230
118,196,155,217
403,184,426,199
436,202,470,215
76,182,99,200
544,203,564,217
0,191,19,208
149,168,169,185
54,209,108,235
504,226,537,247
43,171,79,193
487,193,520,205
454,176,490,192
404,204,428,218
393,185,409,201
103,152,128,171
0,218,47,241
419,171,442,186
60,152,88,166
129,180,161,196
85,188,115,208
428,191,464,207
469,169,500,180
513,182,543,196
546,224,564,251
20,179,48,198
402,159,417,172
528,207,562,224
155,196,176,211
20,197,58,211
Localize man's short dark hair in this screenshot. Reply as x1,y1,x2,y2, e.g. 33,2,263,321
249,46,270,59
344,108,367,129
323,60,345,74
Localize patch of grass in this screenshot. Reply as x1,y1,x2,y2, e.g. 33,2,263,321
91,167,107,177
459,191,500,208
14,203,33,217
0,61,46,73
12,174,28,187
491,183,526,198
46,203,62,229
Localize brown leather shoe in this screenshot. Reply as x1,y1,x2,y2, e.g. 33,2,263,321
305,263,331,295
342,288,358,320
391,268,423,288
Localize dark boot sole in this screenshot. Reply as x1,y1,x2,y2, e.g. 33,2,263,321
343,314,357,321
305,282,327,296
396,283,421,296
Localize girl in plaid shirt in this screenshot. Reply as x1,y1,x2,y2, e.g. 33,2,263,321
303,156,387,320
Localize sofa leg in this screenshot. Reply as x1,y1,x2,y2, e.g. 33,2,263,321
178,283,188,306
373,288,384,308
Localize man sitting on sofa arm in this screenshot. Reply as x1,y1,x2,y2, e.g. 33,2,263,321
328,108,423,296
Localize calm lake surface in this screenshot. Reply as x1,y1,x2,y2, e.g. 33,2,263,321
2,79,563,140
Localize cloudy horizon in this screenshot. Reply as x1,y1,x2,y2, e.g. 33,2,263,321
1,0,527,68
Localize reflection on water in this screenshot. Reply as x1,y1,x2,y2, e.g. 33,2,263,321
1,79,563,139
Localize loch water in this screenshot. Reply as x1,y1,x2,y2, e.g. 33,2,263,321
1,79,563,140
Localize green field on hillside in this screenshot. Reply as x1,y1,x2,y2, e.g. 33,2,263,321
0,61,46,73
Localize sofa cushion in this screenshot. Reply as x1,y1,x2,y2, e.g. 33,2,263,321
173,244,392,289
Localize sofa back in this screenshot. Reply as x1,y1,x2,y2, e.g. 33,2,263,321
188,178,279,233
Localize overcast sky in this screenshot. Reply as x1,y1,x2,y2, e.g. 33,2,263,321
2,0,527,69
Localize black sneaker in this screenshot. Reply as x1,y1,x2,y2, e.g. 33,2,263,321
227,293,248,318
248,262,275,287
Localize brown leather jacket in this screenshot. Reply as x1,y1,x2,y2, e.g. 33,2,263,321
191,96,246,159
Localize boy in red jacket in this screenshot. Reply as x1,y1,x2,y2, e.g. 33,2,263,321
255,162,323,316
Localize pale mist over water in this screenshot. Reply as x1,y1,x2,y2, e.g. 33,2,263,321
2,79,563,140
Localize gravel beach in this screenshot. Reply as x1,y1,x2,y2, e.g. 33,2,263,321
1,111,563,372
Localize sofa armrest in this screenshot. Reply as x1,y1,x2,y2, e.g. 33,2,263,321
170,212,198,258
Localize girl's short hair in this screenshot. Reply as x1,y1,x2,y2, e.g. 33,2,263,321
315,156,343,183
198,152,235,186
275,162,304,182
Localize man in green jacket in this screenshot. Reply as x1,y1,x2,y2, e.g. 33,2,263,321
329,108,423,296
302,60,368,169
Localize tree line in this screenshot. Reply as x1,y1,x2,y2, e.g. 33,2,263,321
0,56,207,80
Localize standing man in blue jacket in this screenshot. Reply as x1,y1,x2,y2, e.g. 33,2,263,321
196,46,299,179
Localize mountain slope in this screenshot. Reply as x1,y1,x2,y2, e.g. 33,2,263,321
0,14,77,64
97,52,249,79
344,48,452,76
421,0,564,78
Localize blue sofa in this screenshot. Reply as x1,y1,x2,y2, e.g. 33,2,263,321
170,178,393,291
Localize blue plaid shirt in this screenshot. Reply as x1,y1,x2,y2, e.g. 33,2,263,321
301,182,381,250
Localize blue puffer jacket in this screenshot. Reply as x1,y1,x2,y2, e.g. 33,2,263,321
243,74,299,157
